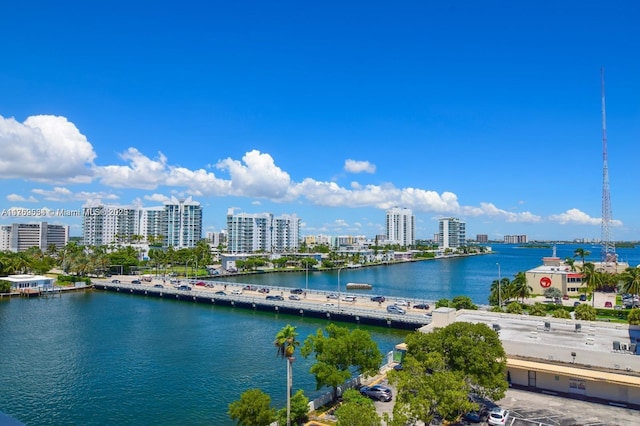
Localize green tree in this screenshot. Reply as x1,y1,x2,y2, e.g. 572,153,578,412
274,324,300,426
574,303,596,321
552,309,571,319
621,267,640,300
543,287,563,300
451,295,477,310
301,324,383,401
276,390,309,426
505,301,523,314
527,303,547,316
335,389,381,426
435,298,450,308
228,388,276,426
388,323,506,425
511,271,532,302
0,280,11,293
574,248,591,268
628,309,640,326
580,262,602,307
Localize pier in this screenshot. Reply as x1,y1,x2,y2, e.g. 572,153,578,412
92,279,432,330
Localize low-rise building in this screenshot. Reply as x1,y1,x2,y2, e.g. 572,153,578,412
2,274,55,291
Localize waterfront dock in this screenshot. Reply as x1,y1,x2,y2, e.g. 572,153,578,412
92,278,432,330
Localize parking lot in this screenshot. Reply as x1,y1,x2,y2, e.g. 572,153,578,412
369,378,639,426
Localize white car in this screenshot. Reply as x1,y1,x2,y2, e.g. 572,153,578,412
231,289,243,295
394,300,409,306
487,408,509,425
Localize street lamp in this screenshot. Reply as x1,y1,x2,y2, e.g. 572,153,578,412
496,262,501,308
337,266,345,310
305,259,309,293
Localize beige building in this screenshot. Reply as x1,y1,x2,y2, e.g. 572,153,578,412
424,308,640,407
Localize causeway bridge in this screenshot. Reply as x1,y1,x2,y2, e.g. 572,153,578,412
92,278,432,330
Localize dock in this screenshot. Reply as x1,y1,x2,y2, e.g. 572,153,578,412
92,279,432,330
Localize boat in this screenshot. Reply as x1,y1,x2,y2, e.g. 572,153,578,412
346,282,372,290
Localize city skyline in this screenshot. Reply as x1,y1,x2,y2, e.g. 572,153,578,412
1,2,639,241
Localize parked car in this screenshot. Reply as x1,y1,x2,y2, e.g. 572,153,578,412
153,284,164,288
579,294,587,301
195,281,206,287
131,280,141,284
288,294,301,301
205,283,215,288
387,305,406,315
342,296,357,302
413,303,429,310
605,301,613,308
359,385,392,402
394,300,409,307
487,408,509,425
266,295,284,301
243,285,257,291
258,287,270,294
290,288,304,294
574,301,581,307
111,279,121,284
562,294,570,300
463,405,488,423
326,293,339,300
370,295,386,303
177,285,192,291
214,291,226,295
231,289,243,295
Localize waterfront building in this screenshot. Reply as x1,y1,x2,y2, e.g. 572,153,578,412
426,308,640,407
504,234,528,244
438,217,466,249
2,274,55,290
0,222,69,252
226,209,300,253
386,207,415,247
82,197,202,249
476,234,489,243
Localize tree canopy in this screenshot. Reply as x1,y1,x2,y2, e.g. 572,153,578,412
228,388,276,426
335,389,381,426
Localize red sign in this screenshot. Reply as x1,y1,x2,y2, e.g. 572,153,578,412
540,277,552,288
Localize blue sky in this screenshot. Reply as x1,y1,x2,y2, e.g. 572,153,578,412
1,1,639,241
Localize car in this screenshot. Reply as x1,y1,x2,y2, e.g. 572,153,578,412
574,301,581,307
131,279,141,284
231,289,243,295
394,300,409,307
288,294,301,301
258,287,270,294
105,273,112,277
205,283,215,288
152,284,164,288
177,285,192,291
604,301,613,308
266,295,284,301
342,296,357,302
111,279,121,284
326,293,339,299
214,291,227,295
562,294,570,300
370,295,386,303
579,294,587,301
324,303,335,307
413,303,429,310
290,288,304,294
487,408,509,425
359,385,392,402
195,281,206,287
463,405,488,423
387,304,406,315
243,285,257,291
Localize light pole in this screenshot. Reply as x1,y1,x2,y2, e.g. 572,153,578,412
305,260,309,293
496,262,501,308
337,266,344,310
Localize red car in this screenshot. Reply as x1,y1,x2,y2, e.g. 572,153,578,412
605,301,613,308
195,281,206,287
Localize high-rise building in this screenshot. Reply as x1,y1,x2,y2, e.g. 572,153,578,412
0,222,69,252
385,207,415,247
476,234,489,243
504,235,528,244
438,217,466,249
82,197,202,248
226,209,300,253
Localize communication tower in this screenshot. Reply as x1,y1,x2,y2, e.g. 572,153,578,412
600,68,616,263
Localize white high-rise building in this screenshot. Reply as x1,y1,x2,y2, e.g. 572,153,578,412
0,222,69,252
386,207,415,247
438,217,466,249
226,209,300,253
82,197,202,248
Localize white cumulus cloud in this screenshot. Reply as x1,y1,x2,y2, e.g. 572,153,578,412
216,150,292,199
344,159,376,174
31,186,119,202
6,194,38,203
548,208,621,226
0,115,96,182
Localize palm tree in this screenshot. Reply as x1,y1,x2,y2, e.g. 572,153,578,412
621,267,640,300
274,324,300,426
564,257,576,272
511,271,532,302
580,262,602,307
574,248,591,269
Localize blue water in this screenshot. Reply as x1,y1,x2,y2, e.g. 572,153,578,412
1,244,638,425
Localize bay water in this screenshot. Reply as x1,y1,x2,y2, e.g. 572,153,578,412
1,244,638,425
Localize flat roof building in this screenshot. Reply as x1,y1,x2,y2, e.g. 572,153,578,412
0,222,69,253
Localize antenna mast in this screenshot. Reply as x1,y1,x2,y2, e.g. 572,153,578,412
600,68,615,263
